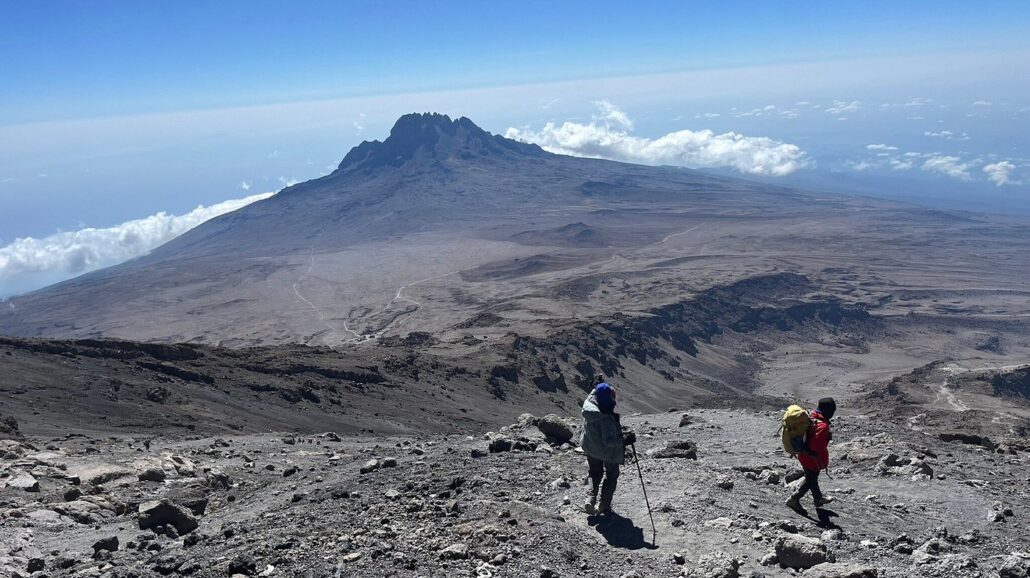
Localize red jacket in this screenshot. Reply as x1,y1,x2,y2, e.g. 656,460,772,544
797,410,831,471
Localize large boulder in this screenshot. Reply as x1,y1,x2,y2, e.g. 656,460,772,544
138,499,198,535
802,563,878,578
0,439,26,459
69,463,133,485
53,500,107,524
775,534,833,569
536,414,574,444
138,467,167,482
488,436,513,453
6,472,40,492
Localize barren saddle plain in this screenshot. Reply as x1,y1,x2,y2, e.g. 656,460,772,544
1,114,1028,577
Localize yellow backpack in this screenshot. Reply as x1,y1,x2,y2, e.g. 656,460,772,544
780,405,811,455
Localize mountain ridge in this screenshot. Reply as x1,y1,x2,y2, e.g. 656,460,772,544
333,113,546,175
2,113,1029,350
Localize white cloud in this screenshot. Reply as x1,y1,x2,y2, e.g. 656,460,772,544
353,113,366,134
505,101,809,177
595,99,634,130
972,100,993,106
826,100,861,114
890,159,914,170
694,112,721,119
733,104,788,119
0,192,274,297
240,180,251,191
924,130,969,140
866,144,898,151
921,155,975,181
983,161,1020,186
879,97,931,110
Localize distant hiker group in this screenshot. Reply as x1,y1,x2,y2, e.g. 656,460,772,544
579,377,837,518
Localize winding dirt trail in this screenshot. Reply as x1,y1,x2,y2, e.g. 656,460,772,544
291,249,362,344
932,362,1028,412
933,378,970,412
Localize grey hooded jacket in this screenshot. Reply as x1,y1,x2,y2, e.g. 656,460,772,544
580,392,625,465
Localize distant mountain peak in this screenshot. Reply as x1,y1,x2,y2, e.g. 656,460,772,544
337,112,544,173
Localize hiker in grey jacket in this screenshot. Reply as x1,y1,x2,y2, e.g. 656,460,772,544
581,377,635,515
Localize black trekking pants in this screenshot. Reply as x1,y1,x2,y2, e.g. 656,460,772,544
586,456,620,510
796,468,823,500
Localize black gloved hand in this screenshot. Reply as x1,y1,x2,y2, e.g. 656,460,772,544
622,430,636,446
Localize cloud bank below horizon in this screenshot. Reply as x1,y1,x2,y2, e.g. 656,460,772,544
0,192,274,298
505,101,808,177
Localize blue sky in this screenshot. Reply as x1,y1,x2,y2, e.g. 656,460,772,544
5,1,1029,123
1,1,1029,296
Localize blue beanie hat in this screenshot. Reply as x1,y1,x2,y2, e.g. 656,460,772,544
594,382,616,414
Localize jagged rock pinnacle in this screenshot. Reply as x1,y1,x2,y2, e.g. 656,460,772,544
336,112,543,173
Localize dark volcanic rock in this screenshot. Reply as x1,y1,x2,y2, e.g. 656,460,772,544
138,467,167,482
0,414,19,438
489,437,513,453
939,432,996,450
146,386,172,403
93,536,119,553
228,553,258,575
138,499,199,535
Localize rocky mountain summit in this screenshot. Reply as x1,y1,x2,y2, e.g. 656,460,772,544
335,113,545,174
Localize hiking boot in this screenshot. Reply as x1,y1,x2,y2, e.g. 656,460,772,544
785,495,803,511
814,495,835,508
584,499,596,515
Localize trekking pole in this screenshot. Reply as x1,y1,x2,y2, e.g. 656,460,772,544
631,444,657,545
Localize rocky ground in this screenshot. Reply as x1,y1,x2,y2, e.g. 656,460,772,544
2,269,1028,577
2,398,1028,578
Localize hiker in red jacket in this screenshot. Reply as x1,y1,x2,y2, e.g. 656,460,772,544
787,397,836,511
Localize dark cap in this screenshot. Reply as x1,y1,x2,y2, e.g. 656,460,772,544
817,397,837,418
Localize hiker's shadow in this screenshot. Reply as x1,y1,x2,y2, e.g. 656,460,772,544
801,507,840,530
588,512,658,550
